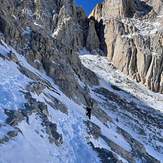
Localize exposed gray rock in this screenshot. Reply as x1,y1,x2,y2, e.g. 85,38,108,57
44,93,68,114
0,0,99,105
90,0,163,94
5,110,25,126
86,19,100,51
46,122,63,145
86,121,101,139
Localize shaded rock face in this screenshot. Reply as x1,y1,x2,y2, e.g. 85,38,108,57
0,0,83,49
90,0,163,93
0,17,6,34
4,0,102,53
86,19,100,51
0,0,99,104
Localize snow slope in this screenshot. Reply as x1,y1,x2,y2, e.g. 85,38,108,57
80,52,163,162
0,42,101,163
0,42,163,163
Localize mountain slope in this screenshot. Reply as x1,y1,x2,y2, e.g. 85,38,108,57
0,42,100,163
80,51,163,162
0,39,163,163
0,0,163,163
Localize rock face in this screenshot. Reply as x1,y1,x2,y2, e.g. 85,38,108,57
0,0,99,104
86,18,100,51
90,0,163,93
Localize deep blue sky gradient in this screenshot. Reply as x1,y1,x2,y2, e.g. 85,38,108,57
75,0,103,15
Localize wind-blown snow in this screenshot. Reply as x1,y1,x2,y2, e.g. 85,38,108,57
0,59,30,110
0,44,10,56
0,42,30,112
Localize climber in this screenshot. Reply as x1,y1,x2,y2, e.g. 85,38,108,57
86,99,93,120
8,50,12,58
86,106,92,120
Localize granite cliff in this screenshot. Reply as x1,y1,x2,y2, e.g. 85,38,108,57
89,0,163,93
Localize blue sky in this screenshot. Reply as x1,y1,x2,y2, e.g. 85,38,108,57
75,0,103,15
